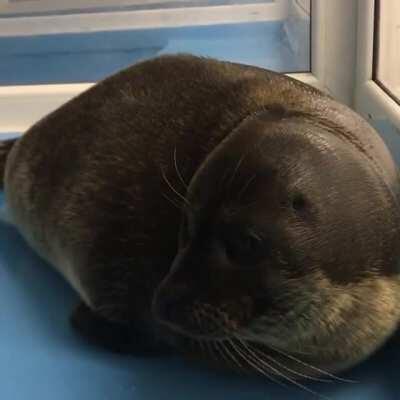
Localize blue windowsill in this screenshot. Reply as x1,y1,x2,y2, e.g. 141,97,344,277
0,21,310,86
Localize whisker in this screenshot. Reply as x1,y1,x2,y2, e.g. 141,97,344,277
227,151,248,192
197,338,206,355
226,130,269,194
193,306,344,394
192,311,213,361
239,339,332,383
173,147,188,189
213,340,234,367
187,300,356,391
162,192,182,210
266,343,358,384
204,340,219,363
219,340,246,371
160,166,190,206
228,339,286,387
219,167,235,195
235,339,332,400
236,173,257,201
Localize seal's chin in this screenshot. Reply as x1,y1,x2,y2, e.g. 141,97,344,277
158,321,338,380
152,292,244,343
154,310,231,343
157,318,218,339
155,309,352,380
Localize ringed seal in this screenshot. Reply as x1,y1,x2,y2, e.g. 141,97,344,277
1,55,400,382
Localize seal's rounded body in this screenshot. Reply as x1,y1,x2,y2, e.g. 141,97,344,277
3,55,400,378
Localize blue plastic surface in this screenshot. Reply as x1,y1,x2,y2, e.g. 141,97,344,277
1,125,400,399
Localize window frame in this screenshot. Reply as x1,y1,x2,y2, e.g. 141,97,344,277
371,0,400,107
0,0,290,35
354,0,400,130
0,0,358,133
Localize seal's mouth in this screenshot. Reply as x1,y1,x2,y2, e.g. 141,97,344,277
158,319,229,342
152,294,242,342
154,307,233,341
153,294,357,391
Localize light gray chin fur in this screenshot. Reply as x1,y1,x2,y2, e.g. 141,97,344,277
235,273,400,375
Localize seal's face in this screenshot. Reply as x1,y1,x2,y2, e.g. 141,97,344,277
152,113,400,379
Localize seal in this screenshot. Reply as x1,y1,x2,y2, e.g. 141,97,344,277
1,55,400,383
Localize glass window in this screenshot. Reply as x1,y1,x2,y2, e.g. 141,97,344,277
373,0,400,105
0,0,311,85
372,118,400,166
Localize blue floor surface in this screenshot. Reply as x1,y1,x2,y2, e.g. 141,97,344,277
0,124,400,399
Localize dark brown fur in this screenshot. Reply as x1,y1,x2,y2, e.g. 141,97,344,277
2,55,400,379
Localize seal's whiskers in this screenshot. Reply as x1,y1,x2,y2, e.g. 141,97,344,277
233,339,332,400
219,340,245,371
212,340,232,366
173,147,188,189
226,151,249,197
196,338,207,356
227,339,285,387
236,173,258,202
238,338,331,383
204,340,218,362
160,166,190,207
161,192,181,210
265,342,358,384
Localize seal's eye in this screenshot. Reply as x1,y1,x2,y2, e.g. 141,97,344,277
292,194,307,212
224,230,267,266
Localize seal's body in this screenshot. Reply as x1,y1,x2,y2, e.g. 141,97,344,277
2,55,400,380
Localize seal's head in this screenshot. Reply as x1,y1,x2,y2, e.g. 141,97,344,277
152,110,400,379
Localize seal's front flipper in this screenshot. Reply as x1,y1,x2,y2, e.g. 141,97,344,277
70,302,173,356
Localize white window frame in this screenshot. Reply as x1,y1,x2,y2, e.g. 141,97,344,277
354,0,400,130
0,1,290,35
0,0,358,133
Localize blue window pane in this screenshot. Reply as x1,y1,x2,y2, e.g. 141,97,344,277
0,1,310,85
372,119,400,166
